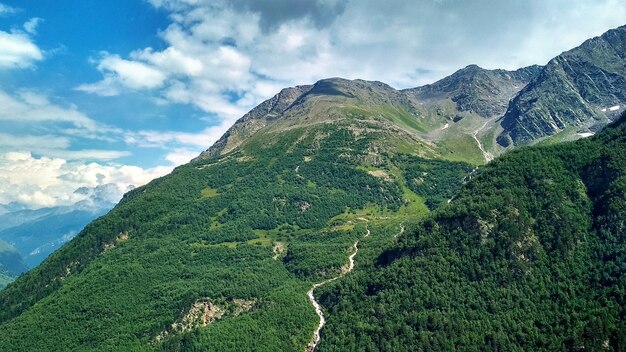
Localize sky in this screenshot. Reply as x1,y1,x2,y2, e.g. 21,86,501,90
1,0,625,209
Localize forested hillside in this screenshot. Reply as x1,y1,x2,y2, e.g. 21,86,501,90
316,113,626,351
0,112,472,350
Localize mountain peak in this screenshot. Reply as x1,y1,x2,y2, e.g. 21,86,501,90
497,23,626,146
194,77,418,161
405,65,541,117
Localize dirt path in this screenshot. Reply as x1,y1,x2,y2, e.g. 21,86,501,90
472,118,495,163
305,223,370,352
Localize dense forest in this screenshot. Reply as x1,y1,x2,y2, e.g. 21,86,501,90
316,113,626,351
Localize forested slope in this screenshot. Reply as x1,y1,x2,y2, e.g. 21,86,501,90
317,113,626,351
0,114,471,351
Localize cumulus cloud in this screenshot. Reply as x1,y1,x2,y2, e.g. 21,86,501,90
0,30,43,69
77,0,626,128
76,53,168,95
0,88,172,209
0,152,171,208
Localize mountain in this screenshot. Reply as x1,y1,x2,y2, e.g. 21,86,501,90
0,207,112,268
1,80,624,350
405,64,542,118
198,24,626,164
497,24,626,146
0,77,475,351
198,72,541,166
0,240,28,289
316,113,626,351
1,26,625,351
0,184,119,268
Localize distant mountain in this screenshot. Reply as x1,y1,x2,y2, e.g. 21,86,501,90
405,64,542,118
0,240,28,289
0,184,120,268
0,271,12,289
497,24,626,146
0,208,111,268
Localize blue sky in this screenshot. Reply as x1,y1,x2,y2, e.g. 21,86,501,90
1,0,626,209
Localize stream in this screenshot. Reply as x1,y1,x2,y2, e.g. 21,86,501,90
304,224,370,351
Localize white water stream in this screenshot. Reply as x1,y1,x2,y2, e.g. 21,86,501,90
305,223,370,351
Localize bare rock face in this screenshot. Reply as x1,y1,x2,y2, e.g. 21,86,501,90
497,24,626,146
405,64,541,118
193,85,313,160
153,298,256,343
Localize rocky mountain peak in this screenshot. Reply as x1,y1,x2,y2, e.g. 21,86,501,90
405,64,541,118
496,24,626,147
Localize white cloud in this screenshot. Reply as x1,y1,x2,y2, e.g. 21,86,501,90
23,17,42,35
0,152,172,208
0,133,70,150
0,3,17,16
165,148,200,165
76,53,167,95
132,47,203,76
0,30,43,69
125,120,235,150
78,0,626,111
0,139,128,167
98,54,167,89
0,89,97,129
74,76,122,96
0,89,136,163
0,87,214,168
41,149,131,161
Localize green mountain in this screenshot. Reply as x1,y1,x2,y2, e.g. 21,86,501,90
0,79,474,351
497,24,626,146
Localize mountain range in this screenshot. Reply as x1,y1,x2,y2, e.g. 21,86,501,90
198,24,626,165
0,184,121,287
0,24,625,351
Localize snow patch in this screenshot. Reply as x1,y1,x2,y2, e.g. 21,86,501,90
577,132,595,138
601,108,607,112
609,105,620,111
441,123,449,130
